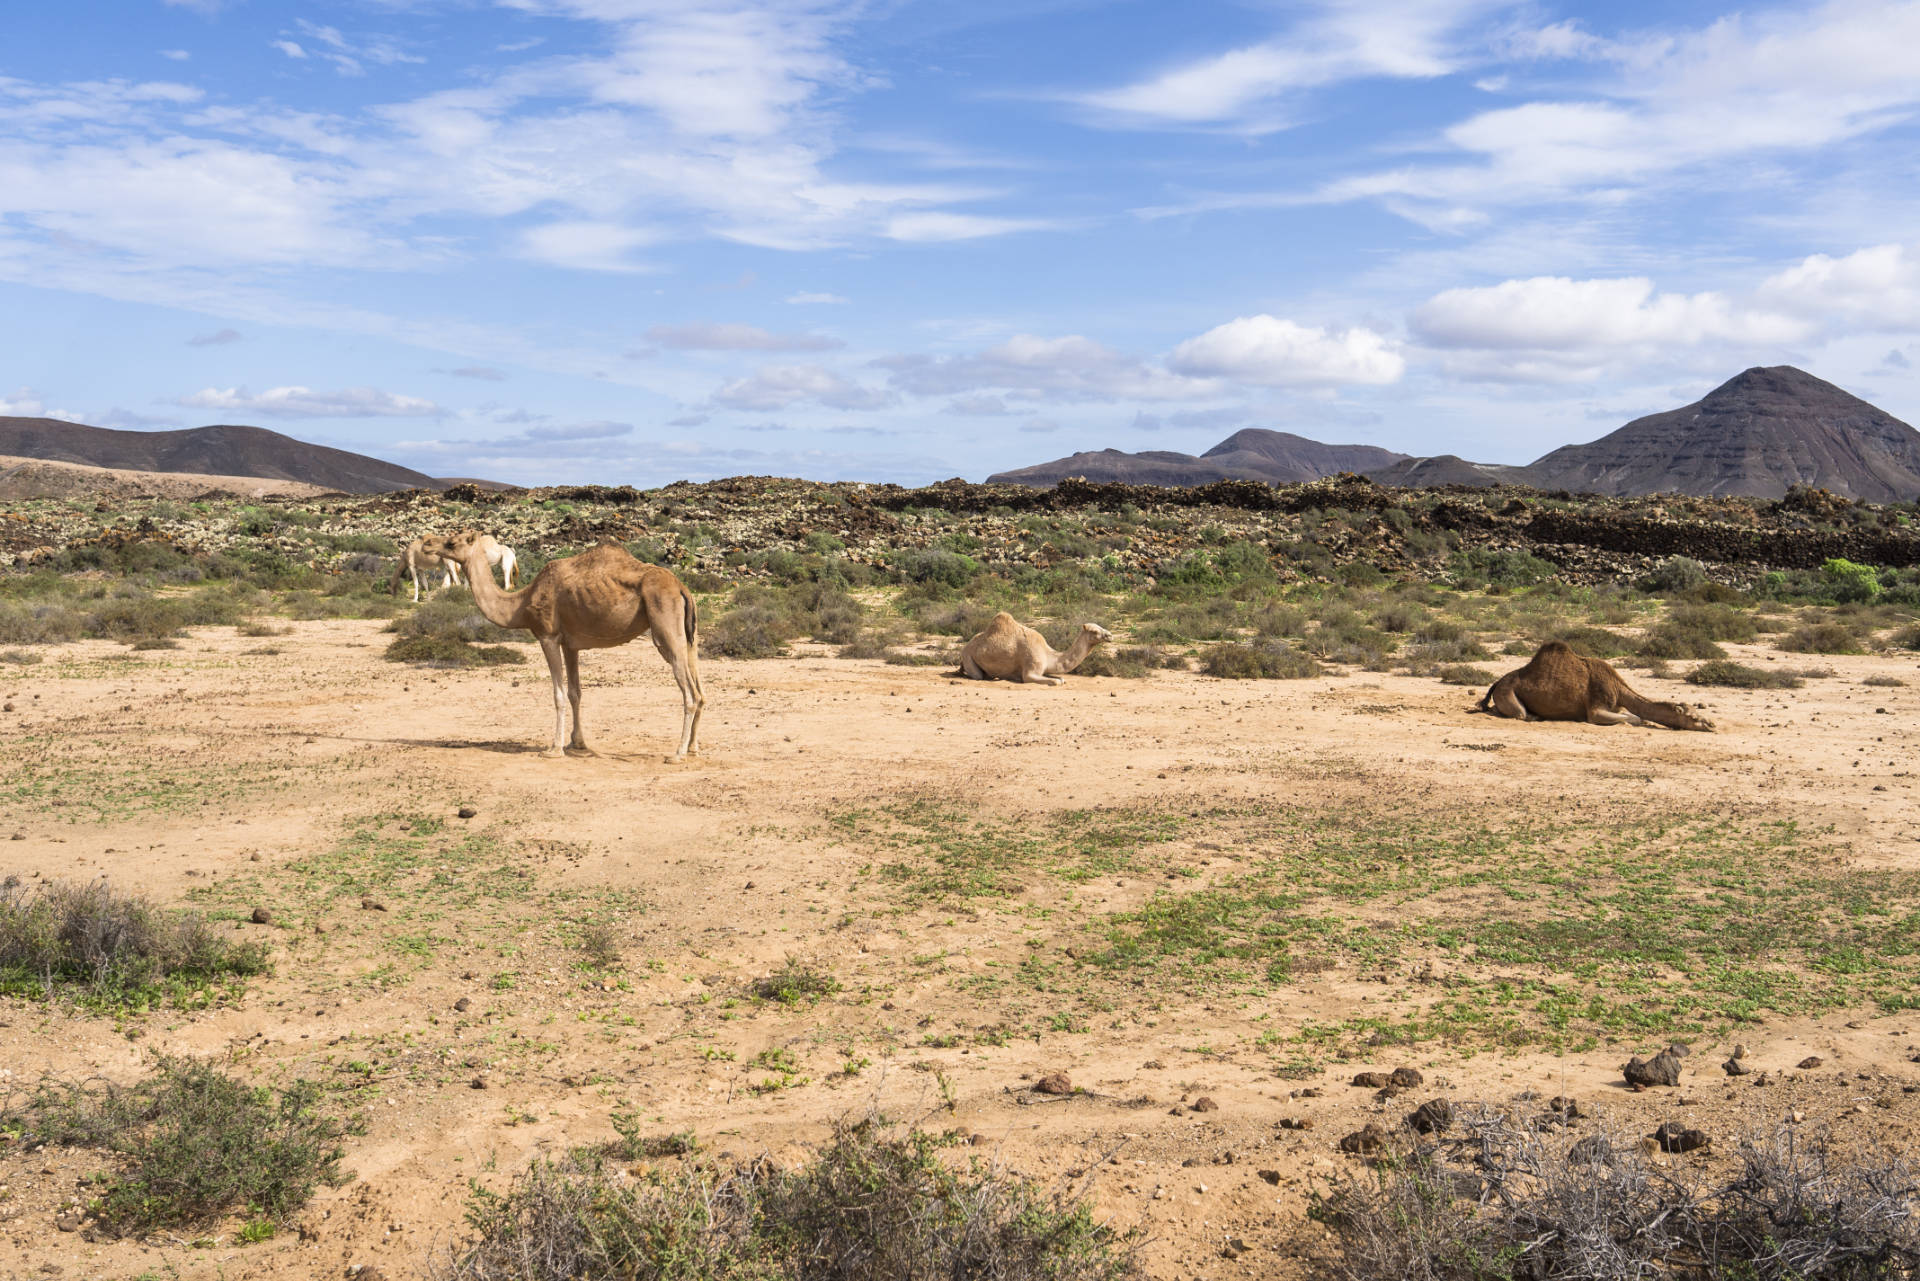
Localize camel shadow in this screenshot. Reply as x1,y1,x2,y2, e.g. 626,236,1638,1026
388,737,551,755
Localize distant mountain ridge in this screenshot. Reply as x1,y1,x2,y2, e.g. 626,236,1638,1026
0,418,441,494
989,367,1920,501
985,429,1409,487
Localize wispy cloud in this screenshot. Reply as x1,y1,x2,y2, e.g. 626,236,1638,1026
712,363,895,411
644,322,843,352
187,327,243,346
176,385,443,418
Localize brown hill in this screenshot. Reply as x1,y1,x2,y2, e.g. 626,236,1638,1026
0,417,439,494
985,429,1409,487
0,454,335,501
1365,454,1534,488
1523,366,1920,500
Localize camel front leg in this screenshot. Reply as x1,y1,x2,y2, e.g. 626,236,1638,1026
1489,685,1533,720
538,637,569,758
410,567,423,604
563,645,594,754
960,651,988,680
1023,669,1064,686
1588,708,1645,727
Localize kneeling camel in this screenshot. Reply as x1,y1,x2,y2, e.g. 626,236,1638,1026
1473,641,1713,731
959,612,1110,685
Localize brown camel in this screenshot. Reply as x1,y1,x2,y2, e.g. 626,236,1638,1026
1473,641,1713,731
420,532,705,759
959,612,1111,685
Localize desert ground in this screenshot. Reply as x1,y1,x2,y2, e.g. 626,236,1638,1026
3,609,1919,1280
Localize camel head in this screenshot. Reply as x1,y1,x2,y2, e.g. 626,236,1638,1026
1083,623,1112,644
421,530,482,562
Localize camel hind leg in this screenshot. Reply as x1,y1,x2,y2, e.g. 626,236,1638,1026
563,644,594,754
648,591,705,759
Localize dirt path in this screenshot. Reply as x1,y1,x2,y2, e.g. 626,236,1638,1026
2,624,1917,1280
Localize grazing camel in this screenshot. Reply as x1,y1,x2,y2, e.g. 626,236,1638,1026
445,534,520,590
1473,641,1713,731
959,612,1111,685
419,532,705,759
390,537,460,603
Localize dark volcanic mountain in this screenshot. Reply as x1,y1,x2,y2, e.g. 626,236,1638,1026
985,428,1409,486
1365,454,1534,488
1521,367,1920,501
0,418,439,494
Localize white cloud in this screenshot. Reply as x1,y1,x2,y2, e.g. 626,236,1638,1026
163,0,228,14
518,221,659,273
272,40,308,60
644,322,842,352
176,385,443,418
1068,0,1501,131
1169,315,1405,387
448,365,508,380
159,49,191,62
1756,243,1920,328
1019,418,1059,434
884,212,1055,242
943,394,1010,416
0,388,47,416
878,334,1220,402
1411,276,1805,352
711,364,895,411
785,291,849,304
187,327,242,346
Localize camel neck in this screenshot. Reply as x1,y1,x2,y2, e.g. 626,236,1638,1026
460,549,529,629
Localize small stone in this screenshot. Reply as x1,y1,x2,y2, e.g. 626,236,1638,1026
470,1077,488,1090
250,907,273,925
1338,1123,1390,1155
453,997,472,1013
1222,1237,1248,1259
1791,1109,1806,1123
361,896,386,911
249,852,262,862
1667,1042,1691,1059
1548,1096,1582,1118
968,1133,989,1146
1798,1056,1824,1070
1350,1071,1392,1088
1278,1117,1314,1131
1407,1099,1452,1134
1389,1067,1424,1089
1257,1169,1281,1185
457,806,477,819
1732,1044,1746,1060
1723,1057,1750,1076
1653,1122,1709,1154
54,1211,83,1232
1190,1096,1219,1113
1623,1050,1682,1087
1034,1072,1074,1096
9,832,23,841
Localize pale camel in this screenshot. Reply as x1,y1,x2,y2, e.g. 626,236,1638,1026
420,532,705,759
445,533,520,590
959,612,1111,685
390,537,460,603
1472,640,1713,731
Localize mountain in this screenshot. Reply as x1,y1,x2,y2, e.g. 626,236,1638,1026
985,429,1409,487
0,418,440,494
1365,454,1534,488
1520,367,1920,501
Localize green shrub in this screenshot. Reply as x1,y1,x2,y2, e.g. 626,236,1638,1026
1448,548,1557,589
1686,660,1804,689
1777,622,1864,654
0,598,85,644
1076,647,1181,678
1637,624,1725,661
0,876,270,1008
0,647,43,664
1639,555,1709,594
1551,626,1631,658
1822,557,1881,603
1200,642,1323,679
1668,603,1757,643
2,1057,353,1232
895,548,980,590
440,1120,1137,1281
751,956,839,1005
1432,664,1495,686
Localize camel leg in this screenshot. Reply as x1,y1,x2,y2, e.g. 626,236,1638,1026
538,637,569,758
1588,708,1645,727
1024,669,1064,686
410,567,422,604
961,651,988,680
1489,685,1533,720
650,626,706,759
563,645,594,754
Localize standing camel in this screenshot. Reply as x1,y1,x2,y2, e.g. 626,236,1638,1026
390,537,460,603
419,532,705,759
445,533,520,590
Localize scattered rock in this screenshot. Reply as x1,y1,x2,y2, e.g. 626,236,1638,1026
1390,1067,1425,1089
1798,1056,1824,1070
968,1133,989,1146
9,832,23,841
457,806,477,819
1723,1056,1750,1076
1190,1096,1219,1113
1548,1096,1582,1118
1350,1071,1392,1088
1338,1123,1390,1156
1142,1059,1165,1069
1407,1099,1453,1134
470,1077,488,1090
1568,1135,1613,1165
360,896,387,912
1257,1169,1281,1185
1278,1117,1314,1131
249,907,273,925
1221,1237,1249,1260
1653,1122,1710,1154
54,1211,83,1232
1667,1042,1691,1058
1034,1072,1074,1096
1623,1050,1683,1087
453,997,472,1013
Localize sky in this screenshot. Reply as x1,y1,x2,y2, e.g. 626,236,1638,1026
3,0,1919,486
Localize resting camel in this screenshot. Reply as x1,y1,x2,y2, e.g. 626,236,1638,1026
419,532,705,759
1473,641,1713,731
390,537,460,603
445,533,520,590
959,612,1111,685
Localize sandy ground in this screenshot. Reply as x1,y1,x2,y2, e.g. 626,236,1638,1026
2,622,1918,1280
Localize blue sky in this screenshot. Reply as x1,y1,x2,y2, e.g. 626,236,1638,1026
3,0,1918,485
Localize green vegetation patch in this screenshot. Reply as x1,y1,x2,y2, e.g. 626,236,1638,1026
0,876,269,1011
1686,660,1805,689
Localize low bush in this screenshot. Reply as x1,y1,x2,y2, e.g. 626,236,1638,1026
1668,603,1757,643
0,876,270,1008
752,956,840,1005
1077,646,1183,678
1200,641,1324,679
1551,625,1631,658
701,583,863,658
0,647,43,664
1864,674,1906,687
1636,624,1725,661
1,1057,354,1233
1432,664,1494,686
1895,623,1920,650
1777,622,1865,654
437,1120,1136,1281
1822,556,1882,603
1639,554,1709,594
1686,660,1804,689
385,634,524,667
0,598,85,644
1312,1109,1920,1281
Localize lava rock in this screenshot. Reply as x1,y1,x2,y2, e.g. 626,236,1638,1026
453,997,472,1013
250,907,273,925
1798,1056,1824,1070
1623,1050,1683,1087
1389,1067,1425,1088
1654,1122,1710,1154
1350,1071,1393,1088
1191,1096,1219,1113
457,806,477,819
1034,1072,1074,1096
1339,1123,1390,1156
1407,1099,1453,1134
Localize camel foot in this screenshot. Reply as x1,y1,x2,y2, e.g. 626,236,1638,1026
541,747,568,760
567,745,600,758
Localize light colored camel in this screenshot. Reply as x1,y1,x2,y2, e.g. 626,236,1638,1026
390,537,460,603
445,534,520,590
1473,640,1713,731
959,612,1111,685
420,532,705,759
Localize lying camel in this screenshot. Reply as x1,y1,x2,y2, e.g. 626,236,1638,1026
390,537,459,603
959,612,1110,685
1473,641,1713,731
